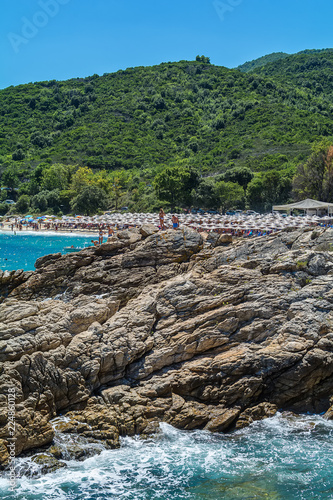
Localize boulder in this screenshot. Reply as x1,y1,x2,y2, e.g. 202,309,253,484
140,223,159,237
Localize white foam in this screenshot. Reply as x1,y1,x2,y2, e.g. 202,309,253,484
2,415,333,499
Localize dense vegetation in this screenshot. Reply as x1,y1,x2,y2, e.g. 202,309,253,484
1,50,333,215
236,52,290,73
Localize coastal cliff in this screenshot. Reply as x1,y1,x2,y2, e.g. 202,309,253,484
1,226,333,466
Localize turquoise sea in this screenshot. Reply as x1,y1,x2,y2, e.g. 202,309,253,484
0,231,95,272
1,414,333,499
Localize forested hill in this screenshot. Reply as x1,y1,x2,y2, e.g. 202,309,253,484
236,52,290,73
252,49,333,96
1,51,333,214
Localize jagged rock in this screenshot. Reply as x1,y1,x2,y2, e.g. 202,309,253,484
0,439,9,467
217,234,233,245
35,253,62,269
1,227,333,463
324,402,333,420
47,433,107,461
140,224,159,237
8,226,202,302
0,269,31,303
235,403,278,429
203,231,220,248
30,454,67,475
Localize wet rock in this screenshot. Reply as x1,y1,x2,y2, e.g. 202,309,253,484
0,439,9,467
324,404,333,420
30,454,67,475
236,403,278,429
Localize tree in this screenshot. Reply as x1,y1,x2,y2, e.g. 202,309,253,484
94,170,113,194
293,141,333,201
70,185,109,215
153,166,200,207
0,203,9,216
196,55,211,64
70,166,93,194
214,181,244,212
15,194,30,213
31,191,48,212
192,178,219,209
223,167,254,191
246,176,264,210
2,169,19,190
41,164,73,191
110,176,123,210
12,149,25,161
246,171,292,211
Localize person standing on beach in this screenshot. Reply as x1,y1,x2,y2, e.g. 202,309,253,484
172,214,179,230
99,228,104,244
159,208,166,230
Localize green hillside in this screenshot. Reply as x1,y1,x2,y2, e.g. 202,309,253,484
253,49,333,97
1,53,333,214
236,52,290,73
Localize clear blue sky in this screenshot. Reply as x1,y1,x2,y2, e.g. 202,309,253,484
1,0,332,89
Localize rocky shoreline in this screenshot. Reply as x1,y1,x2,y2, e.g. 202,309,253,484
1,225,333,470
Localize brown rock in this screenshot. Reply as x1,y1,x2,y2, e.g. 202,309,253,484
140,224,159,237
0,439,9,467
217,234,233,245
236,403,278,429
1,227,333,459
204,408,240,432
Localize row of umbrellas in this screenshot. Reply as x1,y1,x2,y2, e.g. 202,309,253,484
4,212,332,232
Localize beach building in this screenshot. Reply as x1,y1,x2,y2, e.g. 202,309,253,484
273,198,333,216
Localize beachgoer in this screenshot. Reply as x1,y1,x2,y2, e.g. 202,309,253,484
171,214,179,230
91,239,98,247
159,208,166,230
98,229,104,244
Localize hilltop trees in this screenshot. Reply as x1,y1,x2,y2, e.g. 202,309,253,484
195,55,211,64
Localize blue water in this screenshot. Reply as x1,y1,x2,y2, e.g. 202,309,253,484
1,414,333,499
0,231,96,272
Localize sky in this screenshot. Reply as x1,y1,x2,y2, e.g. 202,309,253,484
1,0,333,89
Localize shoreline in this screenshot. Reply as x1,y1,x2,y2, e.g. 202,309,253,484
0,227,99,238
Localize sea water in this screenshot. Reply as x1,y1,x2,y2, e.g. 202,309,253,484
0,231,95,272
1,413,333,499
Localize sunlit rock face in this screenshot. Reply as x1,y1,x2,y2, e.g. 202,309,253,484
1,226,333,464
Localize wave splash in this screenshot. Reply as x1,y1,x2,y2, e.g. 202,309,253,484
1,413,333,499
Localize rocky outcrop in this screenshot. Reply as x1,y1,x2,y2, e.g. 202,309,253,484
0,269,32,301
1,226,333,465
8,227,202,303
